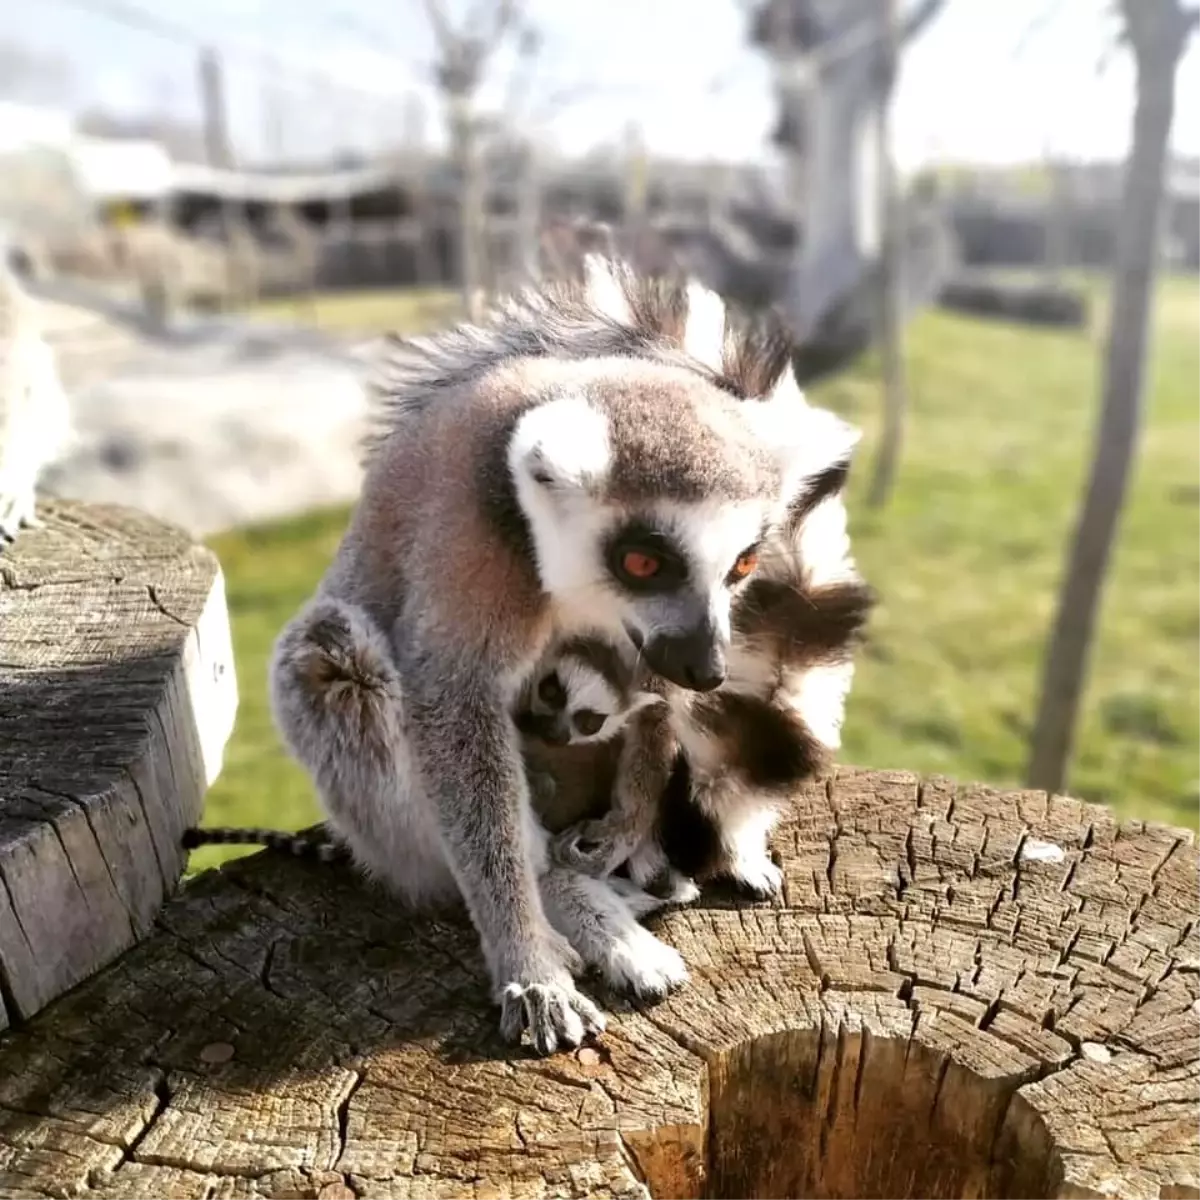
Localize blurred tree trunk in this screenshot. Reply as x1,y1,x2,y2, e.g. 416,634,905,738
423,0,523,323
866,0,905,508
514,137,542,286
450,95,485,321
757,0,945,360
1026,0,1196,794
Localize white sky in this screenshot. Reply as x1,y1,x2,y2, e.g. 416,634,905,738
14,0,1200,169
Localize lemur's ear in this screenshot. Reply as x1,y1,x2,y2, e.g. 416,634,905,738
681,279,727,372
738,365,862,500
582,253,633,325
509,395,612,492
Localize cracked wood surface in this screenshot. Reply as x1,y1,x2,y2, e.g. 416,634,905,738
0,769,1197,1199
0,498,237,1029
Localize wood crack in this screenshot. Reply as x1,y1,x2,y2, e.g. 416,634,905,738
145,585,189,627
333,1068,363,1172
0,766,1193,1198
123,1070,171,1165
29,783,140,941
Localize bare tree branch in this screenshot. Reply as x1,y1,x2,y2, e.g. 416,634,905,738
420,0,529,318
806,0,946,74
900,0,947,44
480,0,520,44
1124,0,1199,54
1009,0,1067,61
421,0,456,51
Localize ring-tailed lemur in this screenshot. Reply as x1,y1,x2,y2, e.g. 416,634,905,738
186,448,875,915
263,255,859,1056
184,445,872,1007
0,251,71,546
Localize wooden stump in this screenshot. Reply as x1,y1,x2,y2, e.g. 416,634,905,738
0,499,237,1029
0,770,1194,1199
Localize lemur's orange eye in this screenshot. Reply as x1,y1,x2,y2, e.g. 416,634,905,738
731,550,758,580
622,550,661,579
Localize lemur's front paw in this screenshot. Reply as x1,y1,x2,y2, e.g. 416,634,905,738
494,931,605,1056
498,980,606,1055
605,875,674,918
726,851,784,901
551,818,633,878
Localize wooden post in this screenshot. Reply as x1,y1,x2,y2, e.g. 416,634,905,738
0,769,1194,1197
622,120,648,237
0,499,237,1029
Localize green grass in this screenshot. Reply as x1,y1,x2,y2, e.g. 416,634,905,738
242,287,460,336
191,276,1200,873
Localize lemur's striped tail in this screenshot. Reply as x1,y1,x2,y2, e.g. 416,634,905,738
181,824,347,864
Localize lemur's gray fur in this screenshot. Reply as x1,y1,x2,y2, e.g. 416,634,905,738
266,255,860,1055
0,254,71,546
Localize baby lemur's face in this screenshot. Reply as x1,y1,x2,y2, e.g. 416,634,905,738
515,643,660,747
518,660,625,747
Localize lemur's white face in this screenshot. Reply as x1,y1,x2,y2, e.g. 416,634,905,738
507,376,860,698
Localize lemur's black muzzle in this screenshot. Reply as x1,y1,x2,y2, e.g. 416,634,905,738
643,626,727,692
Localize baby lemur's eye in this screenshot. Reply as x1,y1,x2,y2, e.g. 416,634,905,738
537,673,566,708
573,710,606,737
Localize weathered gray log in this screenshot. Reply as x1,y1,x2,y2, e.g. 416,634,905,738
0,769,1195,1199
0,498,237,1029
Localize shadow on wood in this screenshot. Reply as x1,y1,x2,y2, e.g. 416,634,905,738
0,769,1194,1198
0,499,237,1028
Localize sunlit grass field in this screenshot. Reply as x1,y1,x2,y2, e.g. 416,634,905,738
243,286,460,336
189,274,1199,873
